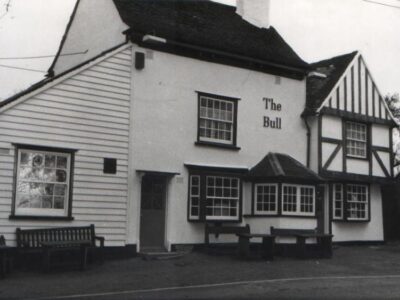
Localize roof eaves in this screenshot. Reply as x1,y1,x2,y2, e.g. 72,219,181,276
0,42,129,111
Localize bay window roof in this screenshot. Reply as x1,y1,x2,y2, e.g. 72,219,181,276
247,152,324,183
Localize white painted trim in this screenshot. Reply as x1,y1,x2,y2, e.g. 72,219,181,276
0,43,132,114
142,35,167,44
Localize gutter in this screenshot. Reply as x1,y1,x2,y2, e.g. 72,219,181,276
301,111,312,168
128,32,310,79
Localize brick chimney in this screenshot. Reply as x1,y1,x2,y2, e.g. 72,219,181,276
236,0,271,29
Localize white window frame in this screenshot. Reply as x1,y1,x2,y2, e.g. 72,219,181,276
254,183,278,215
205,176,240,221
189,175,200,220
346,184,369,221
14,148,71,217
346,121,367,159
281,184,315,217
332,184,344,220
198,95,235,145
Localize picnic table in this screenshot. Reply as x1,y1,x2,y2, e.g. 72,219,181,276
237,233,275,260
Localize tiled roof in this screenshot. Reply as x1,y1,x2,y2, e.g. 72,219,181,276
247,152,323,182
113,0,309,70
305,51,358,113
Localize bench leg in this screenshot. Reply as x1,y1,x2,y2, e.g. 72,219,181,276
237,236,250,259
0,250,6,279
319,236,333,259
296,237,307,259
261,237,275,261
42,248,51,273
80,246,88,271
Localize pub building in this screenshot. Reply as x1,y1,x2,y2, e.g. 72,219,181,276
0,0,396,255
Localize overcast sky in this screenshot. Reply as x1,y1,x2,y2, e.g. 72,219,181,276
1,0,400,100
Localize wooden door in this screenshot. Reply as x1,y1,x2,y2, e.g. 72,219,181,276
139,175,167,250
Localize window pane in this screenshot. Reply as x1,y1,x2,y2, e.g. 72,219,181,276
15,149,70,215
199,96,235,144
255,184,277,213
346,184,368,220
346,122,367,158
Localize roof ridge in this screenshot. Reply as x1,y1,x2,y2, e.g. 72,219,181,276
268,152,285,176
310,50,358,67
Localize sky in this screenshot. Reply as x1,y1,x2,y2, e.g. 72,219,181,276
1,0,400,100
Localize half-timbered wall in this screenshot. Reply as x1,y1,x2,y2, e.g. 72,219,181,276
317,53,394,179
0,46,132,247
321,55,392,122
320,115,392,178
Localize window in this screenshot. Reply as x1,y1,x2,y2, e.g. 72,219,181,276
282,184,315,216
13,146,74,218
255,184,278,215
189,174,241,221
333,184,343,220
332,183,369,221
197,93,238,146
346,184,368,220
346,122,367,158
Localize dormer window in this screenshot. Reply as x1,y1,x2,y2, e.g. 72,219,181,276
345,121,367,159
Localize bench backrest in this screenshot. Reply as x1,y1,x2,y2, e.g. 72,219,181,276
270,226,316,236
205,223,250,244
16,225,96,248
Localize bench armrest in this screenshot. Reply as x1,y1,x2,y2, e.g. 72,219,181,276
95,236,105,247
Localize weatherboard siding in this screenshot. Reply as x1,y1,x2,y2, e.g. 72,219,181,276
0,47,132,247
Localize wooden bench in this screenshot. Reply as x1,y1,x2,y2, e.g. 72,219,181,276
0,236,13,279
204,223,250,251
270,227,333,259
16,225,105,272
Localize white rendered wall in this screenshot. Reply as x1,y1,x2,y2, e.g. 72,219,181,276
51,0,128,76
332,184,384,242
127,45,309,247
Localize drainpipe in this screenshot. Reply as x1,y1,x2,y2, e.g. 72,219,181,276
302,113,311,168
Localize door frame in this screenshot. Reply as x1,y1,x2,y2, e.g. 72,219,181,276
136,170,179,252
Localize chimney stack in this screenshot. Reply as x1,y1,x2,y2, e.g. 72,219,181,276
236,0,271,29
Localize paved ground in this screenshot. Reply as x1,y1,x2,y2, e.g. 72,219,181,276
3,244,400,299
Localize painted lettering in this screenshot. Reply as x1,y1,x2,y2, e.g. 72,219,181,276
263,117,282,129
263,98,282,111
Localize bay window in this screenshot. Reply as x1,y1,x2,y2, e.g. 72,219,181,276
254,184,278,215
282,184,315,216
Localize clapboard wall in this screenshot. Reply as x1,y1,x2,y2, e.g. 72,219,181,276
0,45,132,247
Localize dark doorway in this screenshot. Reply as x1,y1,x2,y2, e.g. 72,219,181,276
140,175,167,251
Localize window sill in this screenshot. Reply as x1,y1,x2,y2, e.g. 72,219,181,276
195,141,241,151
346,155,369,161
243,214,316,219
9,215,74,221
188,218,241,223
333,219,370,223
